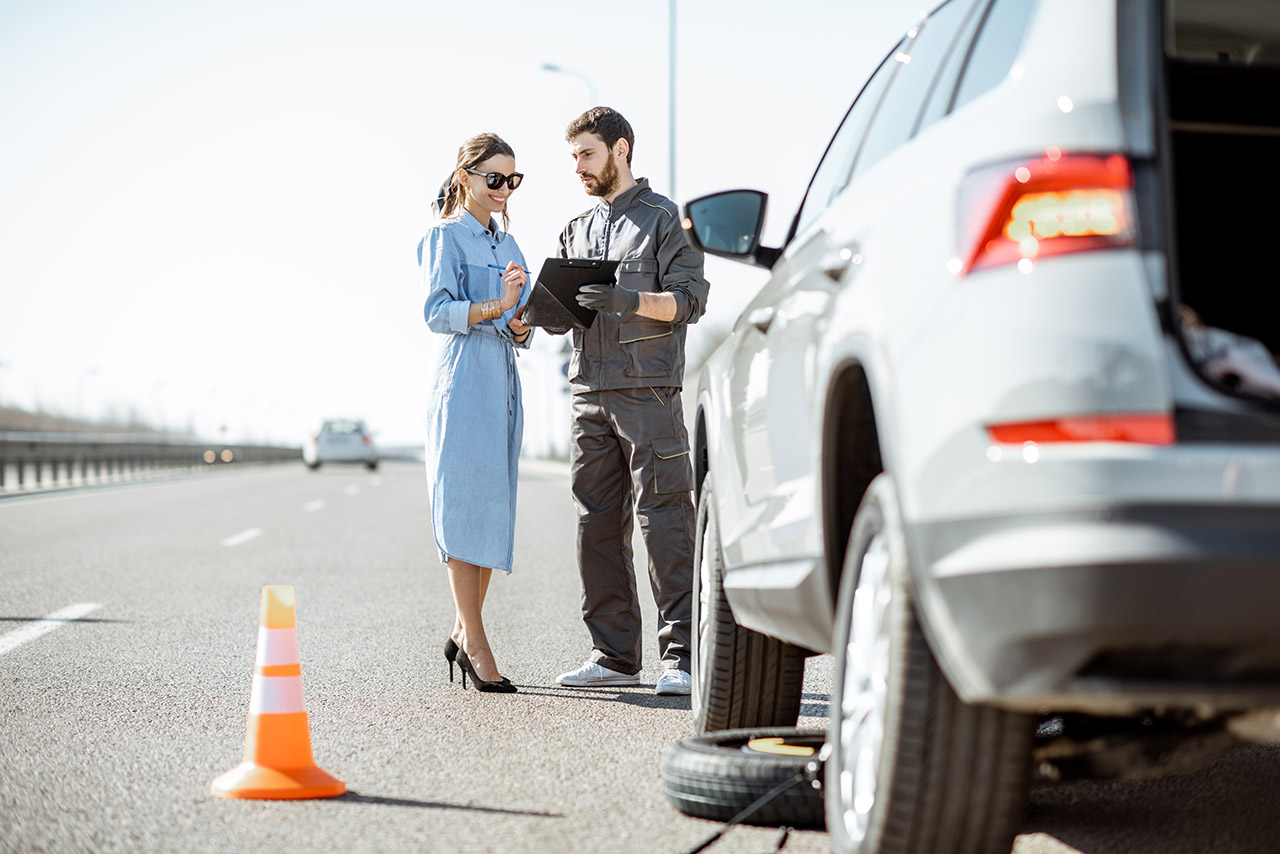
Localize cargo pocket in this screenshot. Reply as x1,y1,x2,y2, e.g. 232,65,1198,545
569,327,586,382
652,437,693,495
618,257,660,293
620,322,676,378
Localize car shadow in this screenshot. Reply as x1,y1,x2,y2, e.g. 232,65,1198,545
1020,744,1280,853
799,692,829,720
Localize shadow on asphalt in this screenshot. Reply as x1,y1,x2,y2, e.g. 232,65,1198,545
509,685,692,710
340,791,563,818
1021,744,1280,853
799,692,829,720
0,616,131,623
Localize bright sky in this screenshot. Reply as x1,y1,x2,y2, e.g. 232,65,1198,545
1,0,922,445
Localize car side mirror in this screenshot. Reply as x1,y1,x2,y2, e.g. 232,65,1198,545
681,190,781,269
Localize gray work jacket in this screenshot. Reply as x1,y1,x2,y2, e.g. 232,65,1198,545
557,179,709,393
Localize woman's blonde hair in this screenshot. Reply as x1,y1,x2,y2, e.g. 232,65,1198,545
438,132,516,230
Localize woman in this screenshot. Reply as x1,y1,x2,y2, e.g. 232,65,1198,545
422,133,532,693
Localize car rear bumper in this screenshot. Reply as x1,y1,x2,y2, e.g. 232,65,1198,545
911,503,1280,714
314,447,377,463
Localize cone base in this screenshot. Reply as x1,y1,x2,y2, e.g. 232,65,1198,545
210,762,346,800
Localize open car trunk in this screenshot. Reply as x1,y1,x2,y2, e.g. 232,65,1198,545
1164,0,1280,404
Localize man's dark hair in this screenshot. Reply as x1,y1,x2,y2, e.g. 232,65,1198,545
566,107,634,165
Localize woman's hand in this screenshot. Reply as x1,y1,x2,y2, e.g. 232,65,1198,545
500,261,527,312
508,305,531,339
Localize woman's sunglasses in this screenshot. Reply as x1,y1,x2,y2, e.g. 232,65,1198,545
465,167,524,191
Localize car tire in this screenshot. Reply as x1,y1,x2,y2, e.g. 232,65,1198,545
661,727,826,828
827,474,1032,854
692,475,806,734
367,461,378,471
306,462,320,471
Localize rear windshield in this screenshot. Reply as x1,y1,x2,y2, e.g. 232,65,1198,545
1168,0,1280,67
322,420,365,434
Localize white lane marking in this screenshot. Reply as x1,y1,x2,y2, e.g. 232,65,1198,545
302,499,326,512
370,477,382,487
344,485,360,496
221,527,263,547
0,603,102,658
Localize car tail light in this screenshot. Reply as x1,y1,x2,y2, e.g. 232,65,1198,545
987,414,1175,445
959,151,1135,274
363,436,371,446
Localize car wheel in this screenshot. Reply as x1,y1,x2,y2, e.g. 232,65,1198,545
827,474,1032,854
306,462,320,471
660,727,826,828
692,475,805,734
367,461,378,471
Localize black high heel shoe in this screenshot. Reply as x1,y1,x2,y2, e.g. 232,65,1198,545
455,649,517,693
444,637,459,683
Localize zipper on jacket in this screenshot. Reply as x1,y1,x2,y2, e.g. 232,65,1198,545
598,201,614,388
602,201,613,261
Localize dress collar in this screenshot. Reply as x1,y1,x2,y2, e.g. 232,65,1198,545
461,209,505,242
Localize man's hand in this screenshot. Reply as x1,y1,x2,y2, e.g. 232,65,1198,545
508,305,530,338
576,283,639,315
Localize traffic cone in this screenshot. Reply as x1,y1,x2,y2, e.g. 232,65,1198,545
211,586,345,799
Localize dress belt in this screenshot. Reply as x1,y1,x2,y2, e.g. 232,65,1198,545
469,323,518,416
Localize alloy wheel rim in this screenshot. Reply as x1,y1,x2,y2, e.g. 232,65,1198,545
839,531,892,844
694,516,715,711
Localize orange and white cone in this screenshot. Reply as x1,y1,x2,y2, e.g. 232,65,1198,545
211,586,345,799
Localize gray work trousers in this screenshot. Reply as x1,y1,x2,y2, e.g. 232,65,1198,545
570,386,695,675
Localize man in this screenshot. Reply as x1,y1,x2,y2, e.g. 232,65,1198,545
553,107,709,696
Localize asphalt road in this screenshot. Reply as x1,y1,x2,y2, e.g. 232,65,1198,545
0,460,832,854
2,461,1278,854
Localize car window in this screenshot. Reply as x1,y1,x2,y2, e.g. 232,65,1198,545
323,420,364,435
792,41,902,237
848,0,971,182
950,0,1038,113
914,0,989,133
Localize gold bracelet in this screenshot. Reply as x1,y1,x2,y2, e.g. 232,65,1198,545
481,299,501,321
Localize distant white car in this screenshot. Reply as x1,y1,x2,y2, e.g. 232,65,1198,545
303,419,378,471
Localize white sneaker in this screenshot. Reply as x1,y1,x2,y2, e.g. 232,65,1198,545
655,669,692,695
556,661,641,687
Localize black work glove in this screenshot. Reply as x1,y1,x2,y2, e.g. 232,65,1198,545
576,283,639,315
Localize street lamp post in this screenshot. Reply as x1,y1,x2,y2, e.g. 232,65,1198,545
669,0,677,200
540,63,598,107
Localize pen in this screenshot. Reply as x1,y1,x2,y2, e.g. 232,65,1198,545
487,264,529,272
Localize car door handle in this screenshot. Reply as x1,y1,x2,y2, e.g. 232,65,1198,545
747,306,775,333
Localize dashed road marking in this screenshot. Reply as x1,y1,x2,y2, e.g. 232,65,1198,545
302,500,326,512
0,603,102,658
344,485,360,496
221,527,263,547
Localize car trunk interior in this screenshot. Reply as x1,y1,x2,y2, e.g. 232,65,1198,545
1163,0,1280,403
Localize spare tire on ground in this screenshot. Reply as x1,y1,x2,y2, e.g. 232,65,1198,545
660,728,826,829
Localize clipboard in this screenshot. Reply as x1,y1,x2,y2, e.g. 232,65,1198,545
523,258,620,330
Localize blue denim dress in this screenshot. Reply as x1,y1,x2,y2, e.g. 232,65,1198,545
422,211,532,572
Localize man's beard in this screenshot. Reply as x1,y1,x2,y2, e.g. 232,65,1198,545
584,152,619,198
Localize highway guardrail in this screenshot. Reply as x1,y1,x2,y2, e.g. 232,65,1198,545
0,431,300,495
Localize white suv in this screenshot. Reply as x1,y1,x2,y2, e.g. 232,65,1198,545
682,0,1280,851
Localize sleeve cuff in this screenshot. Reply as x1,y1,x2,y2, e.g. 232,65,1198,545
670,292,691,325
448,300,471,334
